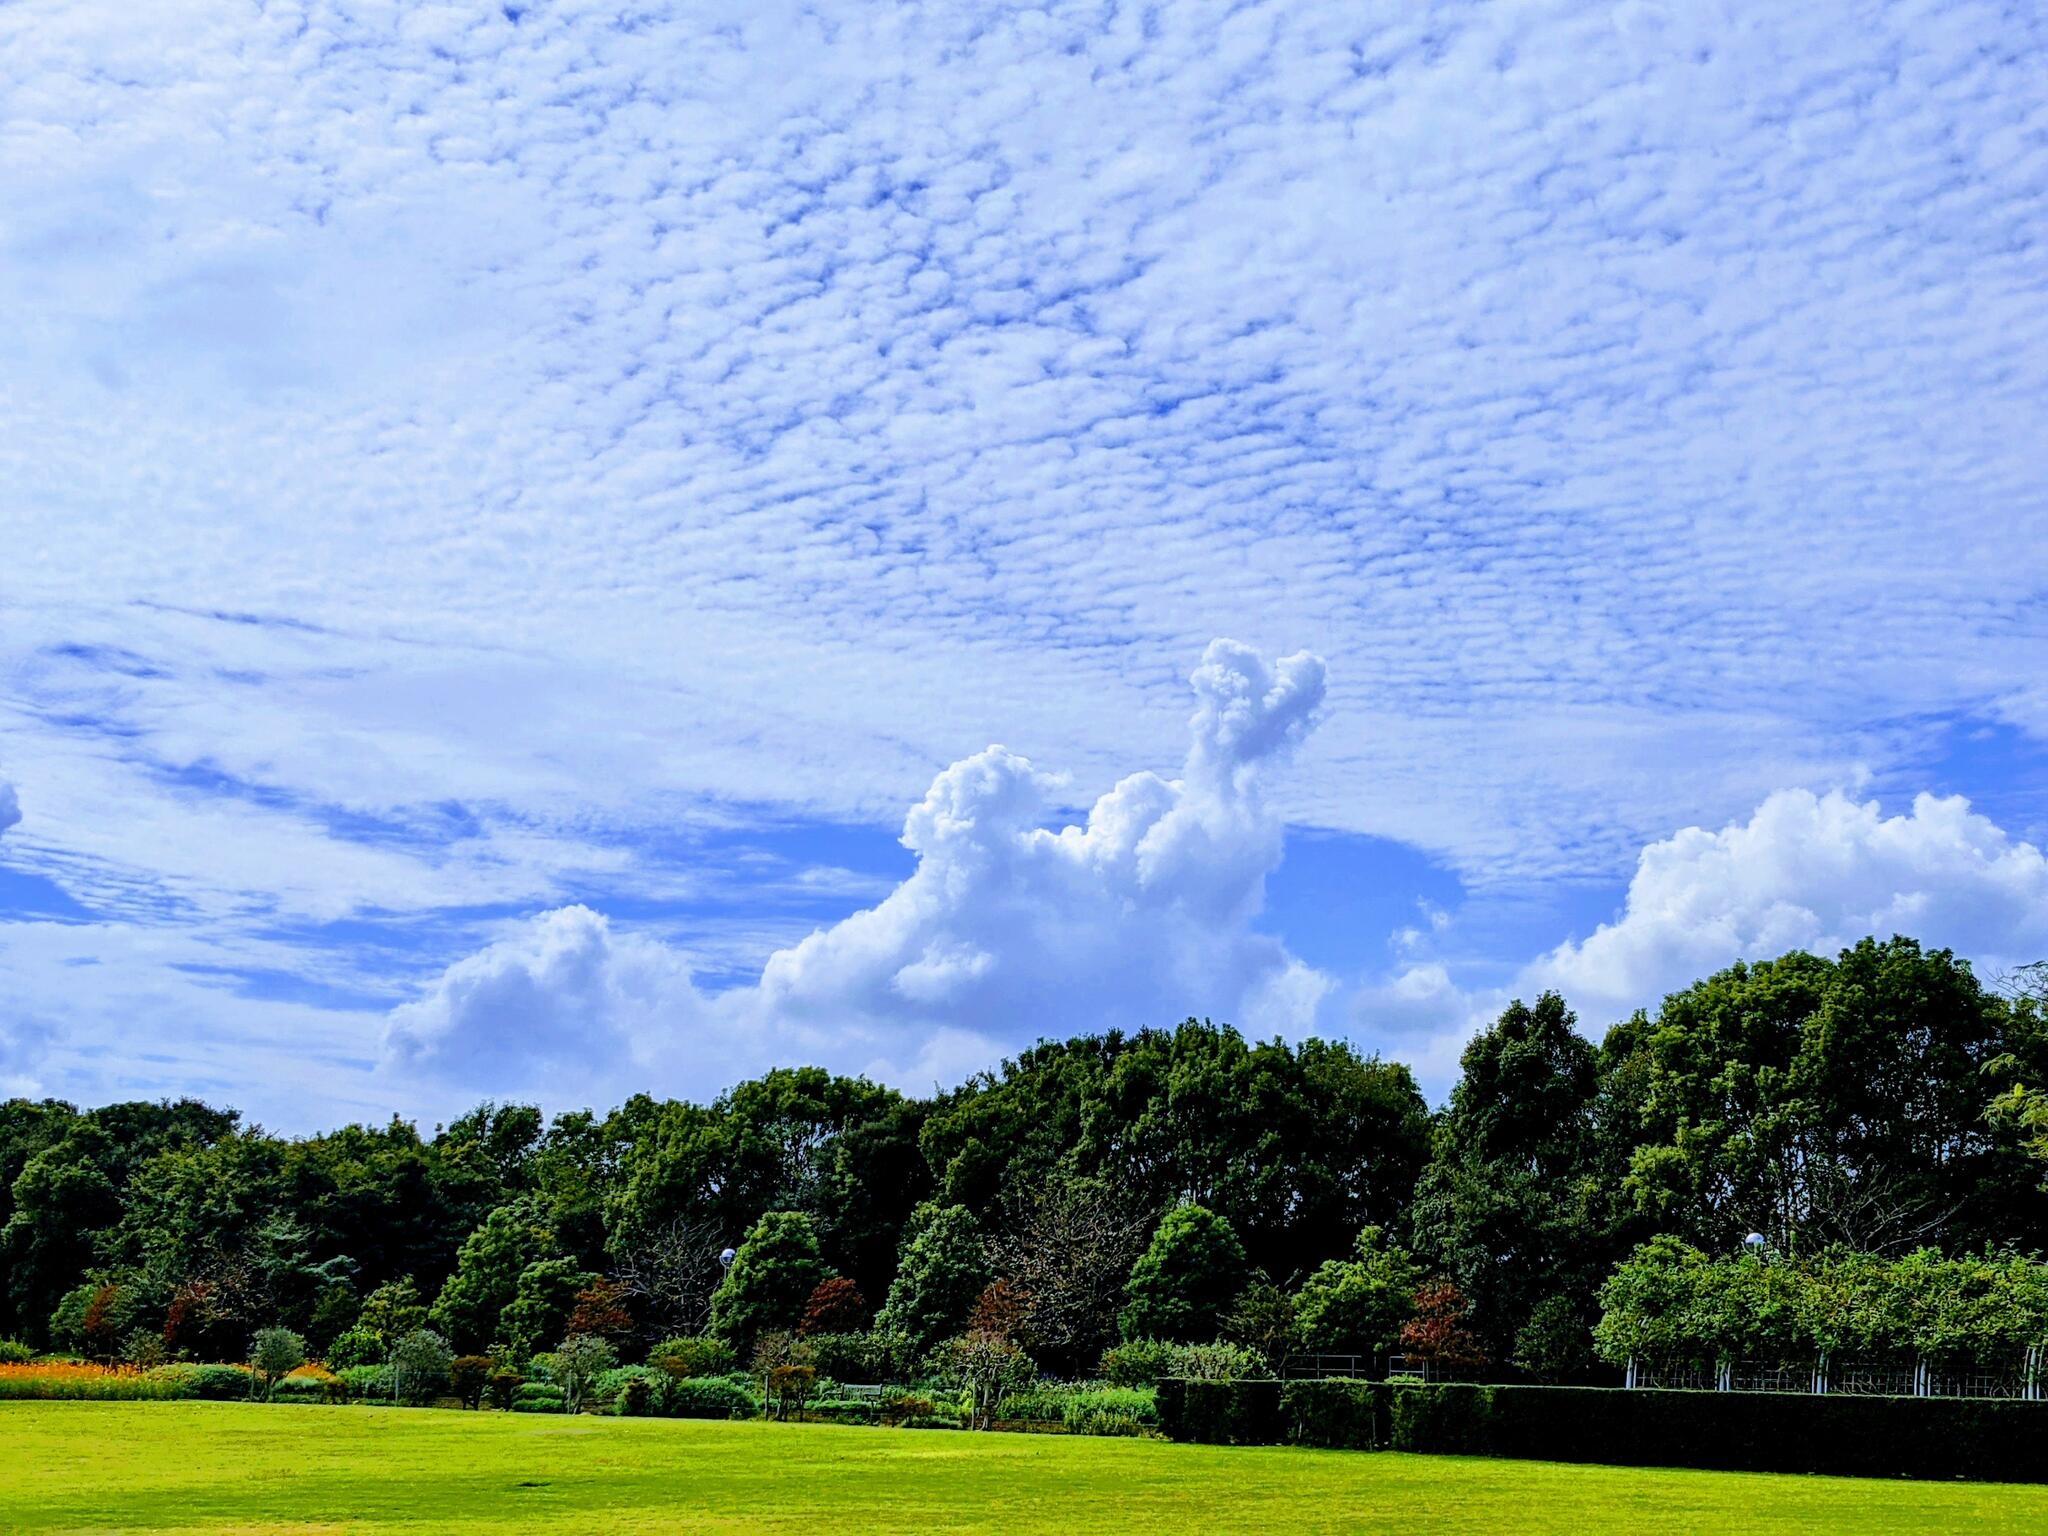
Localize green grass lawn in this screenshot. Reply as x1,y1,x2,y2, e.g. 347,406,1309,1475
4,1402,2043,1534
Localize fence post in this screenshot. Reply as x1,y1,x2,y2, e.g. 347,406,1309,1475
1625,1356,1636,1390
1914,1358,1929,1397
2027,1344,2041,1402
1813,1354,1826,1395
1716,1359,1731,1392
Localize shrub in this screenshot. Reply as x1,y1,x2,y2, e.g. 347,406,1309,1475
511,1383,566,1414
325,1328,384,1371
270,1366,343,1404
1099,1338,1179,1387
648,1336,737,1379
877,1386,933,1420
593,1364,668,1414
450,1355,493,1409
0,1339,36,1365
335,1364,391,1401
802,1330,891,1382
995,1385,1070,1423
618,1374,656,1416
1051,1385,1157,1434
666,1375,757,1420
162,1363,259,1401
1177,1341,1265,1381
487,1367,522,1411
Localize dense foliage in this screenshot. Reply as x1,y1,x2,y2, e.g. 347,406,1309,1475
2,936,2043,1397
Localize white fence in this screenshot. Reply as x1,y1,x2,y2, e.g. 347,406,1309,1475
1626,1346,2043,1400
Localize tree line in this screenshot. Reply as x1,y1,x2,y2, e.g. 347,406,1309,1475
3,935,2044,1380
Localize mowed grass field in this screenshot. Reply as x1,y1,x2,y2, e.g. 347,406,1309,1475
5,1402,2046,1534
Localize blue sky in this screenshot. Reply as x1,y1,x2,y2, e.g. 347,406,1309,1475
1,0,2045,1129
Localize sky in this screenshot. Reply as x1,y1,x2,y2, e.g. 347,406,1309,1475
1,0,2045,1131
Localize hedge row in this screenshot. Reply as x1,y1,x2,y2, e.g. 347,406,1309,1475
1153,1379,2048,1483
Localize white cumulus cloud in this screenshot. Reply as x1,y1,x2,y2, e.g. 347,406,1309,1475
1527,788,2048,1023
383,904,709,1103
383,641,1333,1103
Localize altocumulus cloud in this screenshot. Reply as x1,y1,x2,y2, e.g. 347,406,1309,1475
384,641,1332,1102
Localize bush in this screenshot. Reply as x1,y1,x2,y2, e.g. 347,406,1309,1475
647,1336,738,1379
1099,1338,1180,1387
512,1382,566,1414
1176,1341,1265,1381
325,1328,384,1371
450,1355,493,1409
335,1364,392,1400
802,1331,892,1382
594,1365,669,1414
270,1368,342,1404
994,1385,1069,1422
667,1374,758,1420
160,1363,259,1402
0,1340,35,1365
878,1386,933,1420
1060,1385,1157,1432
487,1367,522,1411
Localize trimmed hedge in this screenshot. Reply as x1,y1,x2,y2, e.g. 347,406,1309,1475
1155,1379,2048,1483
1153,1378,1284,1444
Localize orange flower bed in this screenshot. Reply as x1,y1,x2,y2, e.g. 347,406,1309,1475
0,1362,184,1400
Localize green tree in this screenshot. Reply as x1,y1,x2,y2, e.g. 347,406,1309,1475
1119,1203,1248,1343
430,1200,555,1352
1409,994,1634,1359
250,1326,306,1399
874,1203,989,1355
709,1211,830,1349
1626,939,2038,1254
355,1276,427,1350
389,1328,452,1405
1293,1226,1419,1357
499,1256,595,1360
554,1333,617,1414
